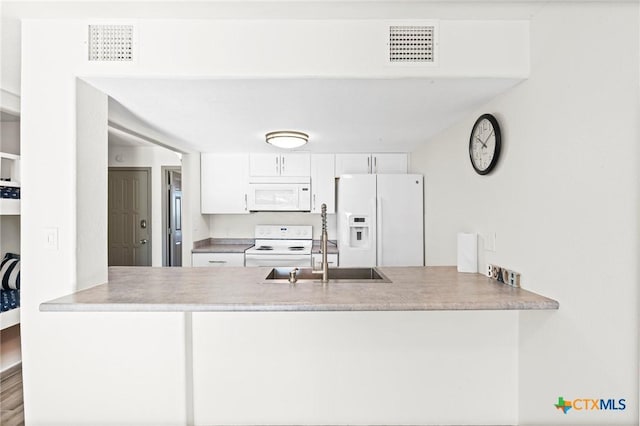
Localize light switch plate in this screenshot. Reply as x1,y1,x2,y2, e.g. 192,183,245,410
44,227,58,250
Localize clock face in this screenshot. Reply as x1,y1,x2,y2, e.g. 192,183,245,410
469,114,501,175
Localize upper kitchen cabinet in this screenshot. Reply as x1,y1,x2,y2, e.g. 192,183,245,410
201,153,249,214
249,153,310,177
335,153,407,176
310,154,335,214
372,153,408,174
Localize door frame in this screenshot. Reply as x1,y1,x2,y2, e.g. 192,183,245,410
162,166,182,266
108,167,152,266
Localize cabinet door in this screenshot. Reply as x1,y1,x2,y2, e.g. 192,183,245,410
335,153,371,177
312,253,339,267
371,153,408,174
310,154,335,214
249,153,281,177
192,253,245,267
280,153,310,177
201,153,249,214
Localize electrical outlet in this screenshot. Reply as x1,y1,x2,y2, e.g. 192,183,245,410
487,264,493,277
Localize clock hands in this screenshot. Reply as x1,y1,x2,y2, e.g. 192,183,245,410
475,128,495,151
475,136,487,149
483,129,495,145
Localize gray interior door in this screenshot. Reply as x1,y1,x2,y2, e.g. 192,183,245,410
108,168,151,266
167,170,182,266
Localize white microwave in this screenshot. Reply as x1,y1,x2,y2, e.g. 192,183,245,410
247,177,311,212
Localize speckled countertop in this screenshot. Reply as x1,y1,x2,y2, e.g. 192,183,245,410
191,238,254,253
40,266,559,312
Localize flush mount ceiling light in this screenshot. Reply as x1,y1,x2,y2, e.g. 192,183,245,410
265,131,309,149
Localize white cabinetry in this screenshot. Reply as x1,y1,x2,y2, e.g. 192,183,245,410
192,252,245,267
250,153,310,177
312,253,338,267
372,153,408,174
201,153,249,214
310,154,335,214
335,153,407,176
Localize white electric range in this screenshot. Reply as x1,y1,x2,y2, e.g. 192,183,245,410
244,225,313,267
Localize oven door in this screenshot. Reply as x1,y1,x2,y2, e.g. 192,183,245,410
244,254,311,267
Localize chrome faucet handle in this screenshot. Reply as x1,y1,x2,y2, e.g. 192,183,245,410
289,268,299,284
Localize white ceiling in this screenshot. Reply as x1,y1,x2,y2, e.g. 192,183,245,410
90,77,522,153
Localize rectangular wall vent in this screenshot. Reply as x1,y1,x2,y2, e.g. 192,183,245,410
389,25,435,63
88,25,134,61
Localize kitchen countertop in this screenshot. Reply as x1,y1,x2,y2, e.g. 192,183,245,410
191,238,254,253
40,266,559,312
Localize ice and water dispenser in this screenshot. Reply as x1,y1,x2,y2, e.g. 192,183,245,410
348,215,370,247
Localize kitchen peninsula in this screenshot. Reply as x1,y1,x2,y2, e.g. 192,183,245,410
38,267,558,425
41,266,558,312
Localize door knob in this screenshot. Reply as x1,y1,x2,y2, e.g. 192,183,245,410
139,239,148,244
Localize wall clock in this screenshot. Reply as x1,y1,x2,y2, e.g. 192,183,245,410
469,113,501,175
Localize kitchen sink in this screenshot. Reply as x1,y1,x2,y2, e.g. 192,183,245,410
264,267,392,283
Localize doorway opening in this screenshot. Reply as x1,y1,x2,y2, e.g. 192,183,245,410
163,167,182,266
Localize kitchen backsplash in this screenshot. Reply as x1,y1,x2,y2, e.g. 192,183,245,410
209,212,337,240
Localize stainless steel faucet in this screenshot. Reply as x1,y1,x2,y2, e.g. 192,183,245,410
312,203,329,283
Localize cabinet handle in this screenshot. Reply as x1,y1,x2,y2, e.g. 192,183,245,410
313,194,316,211
281,156,285,173
208,260,227,264
374,156,377,174
276,157,279,174
244,193,248,211
367,156,370,173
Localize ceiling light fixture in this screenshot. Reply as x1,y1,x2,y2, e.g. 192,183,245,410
265,130,309,149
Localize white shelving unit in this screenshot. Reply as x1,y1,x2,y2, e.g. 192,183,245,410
0,152,20,215
0,308,20,330
0,152,20,330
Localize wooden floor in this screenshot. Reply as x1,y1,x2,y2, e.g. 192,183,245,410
0,363,24,426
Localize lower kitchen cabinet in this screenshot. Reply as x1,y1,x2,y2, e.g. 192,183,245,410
312,253,338,267
192,252,245,267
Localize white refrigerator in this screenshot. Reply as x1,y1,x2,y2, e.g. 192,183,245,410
337,174,424,267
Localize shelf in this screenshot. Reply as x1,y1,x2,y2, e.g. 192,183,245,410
0,199,19,215
0,152,20,187
0,308,20,330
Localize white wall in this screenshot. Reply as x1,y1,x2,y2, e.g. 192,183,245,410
108,144,181,266
77,79,108,289
209,212,337,240
410,3,638,425
181,153,210,266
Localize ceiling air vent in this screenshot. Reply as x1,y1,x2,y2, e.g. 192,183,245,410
389,25,435,63
88,24,134,61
